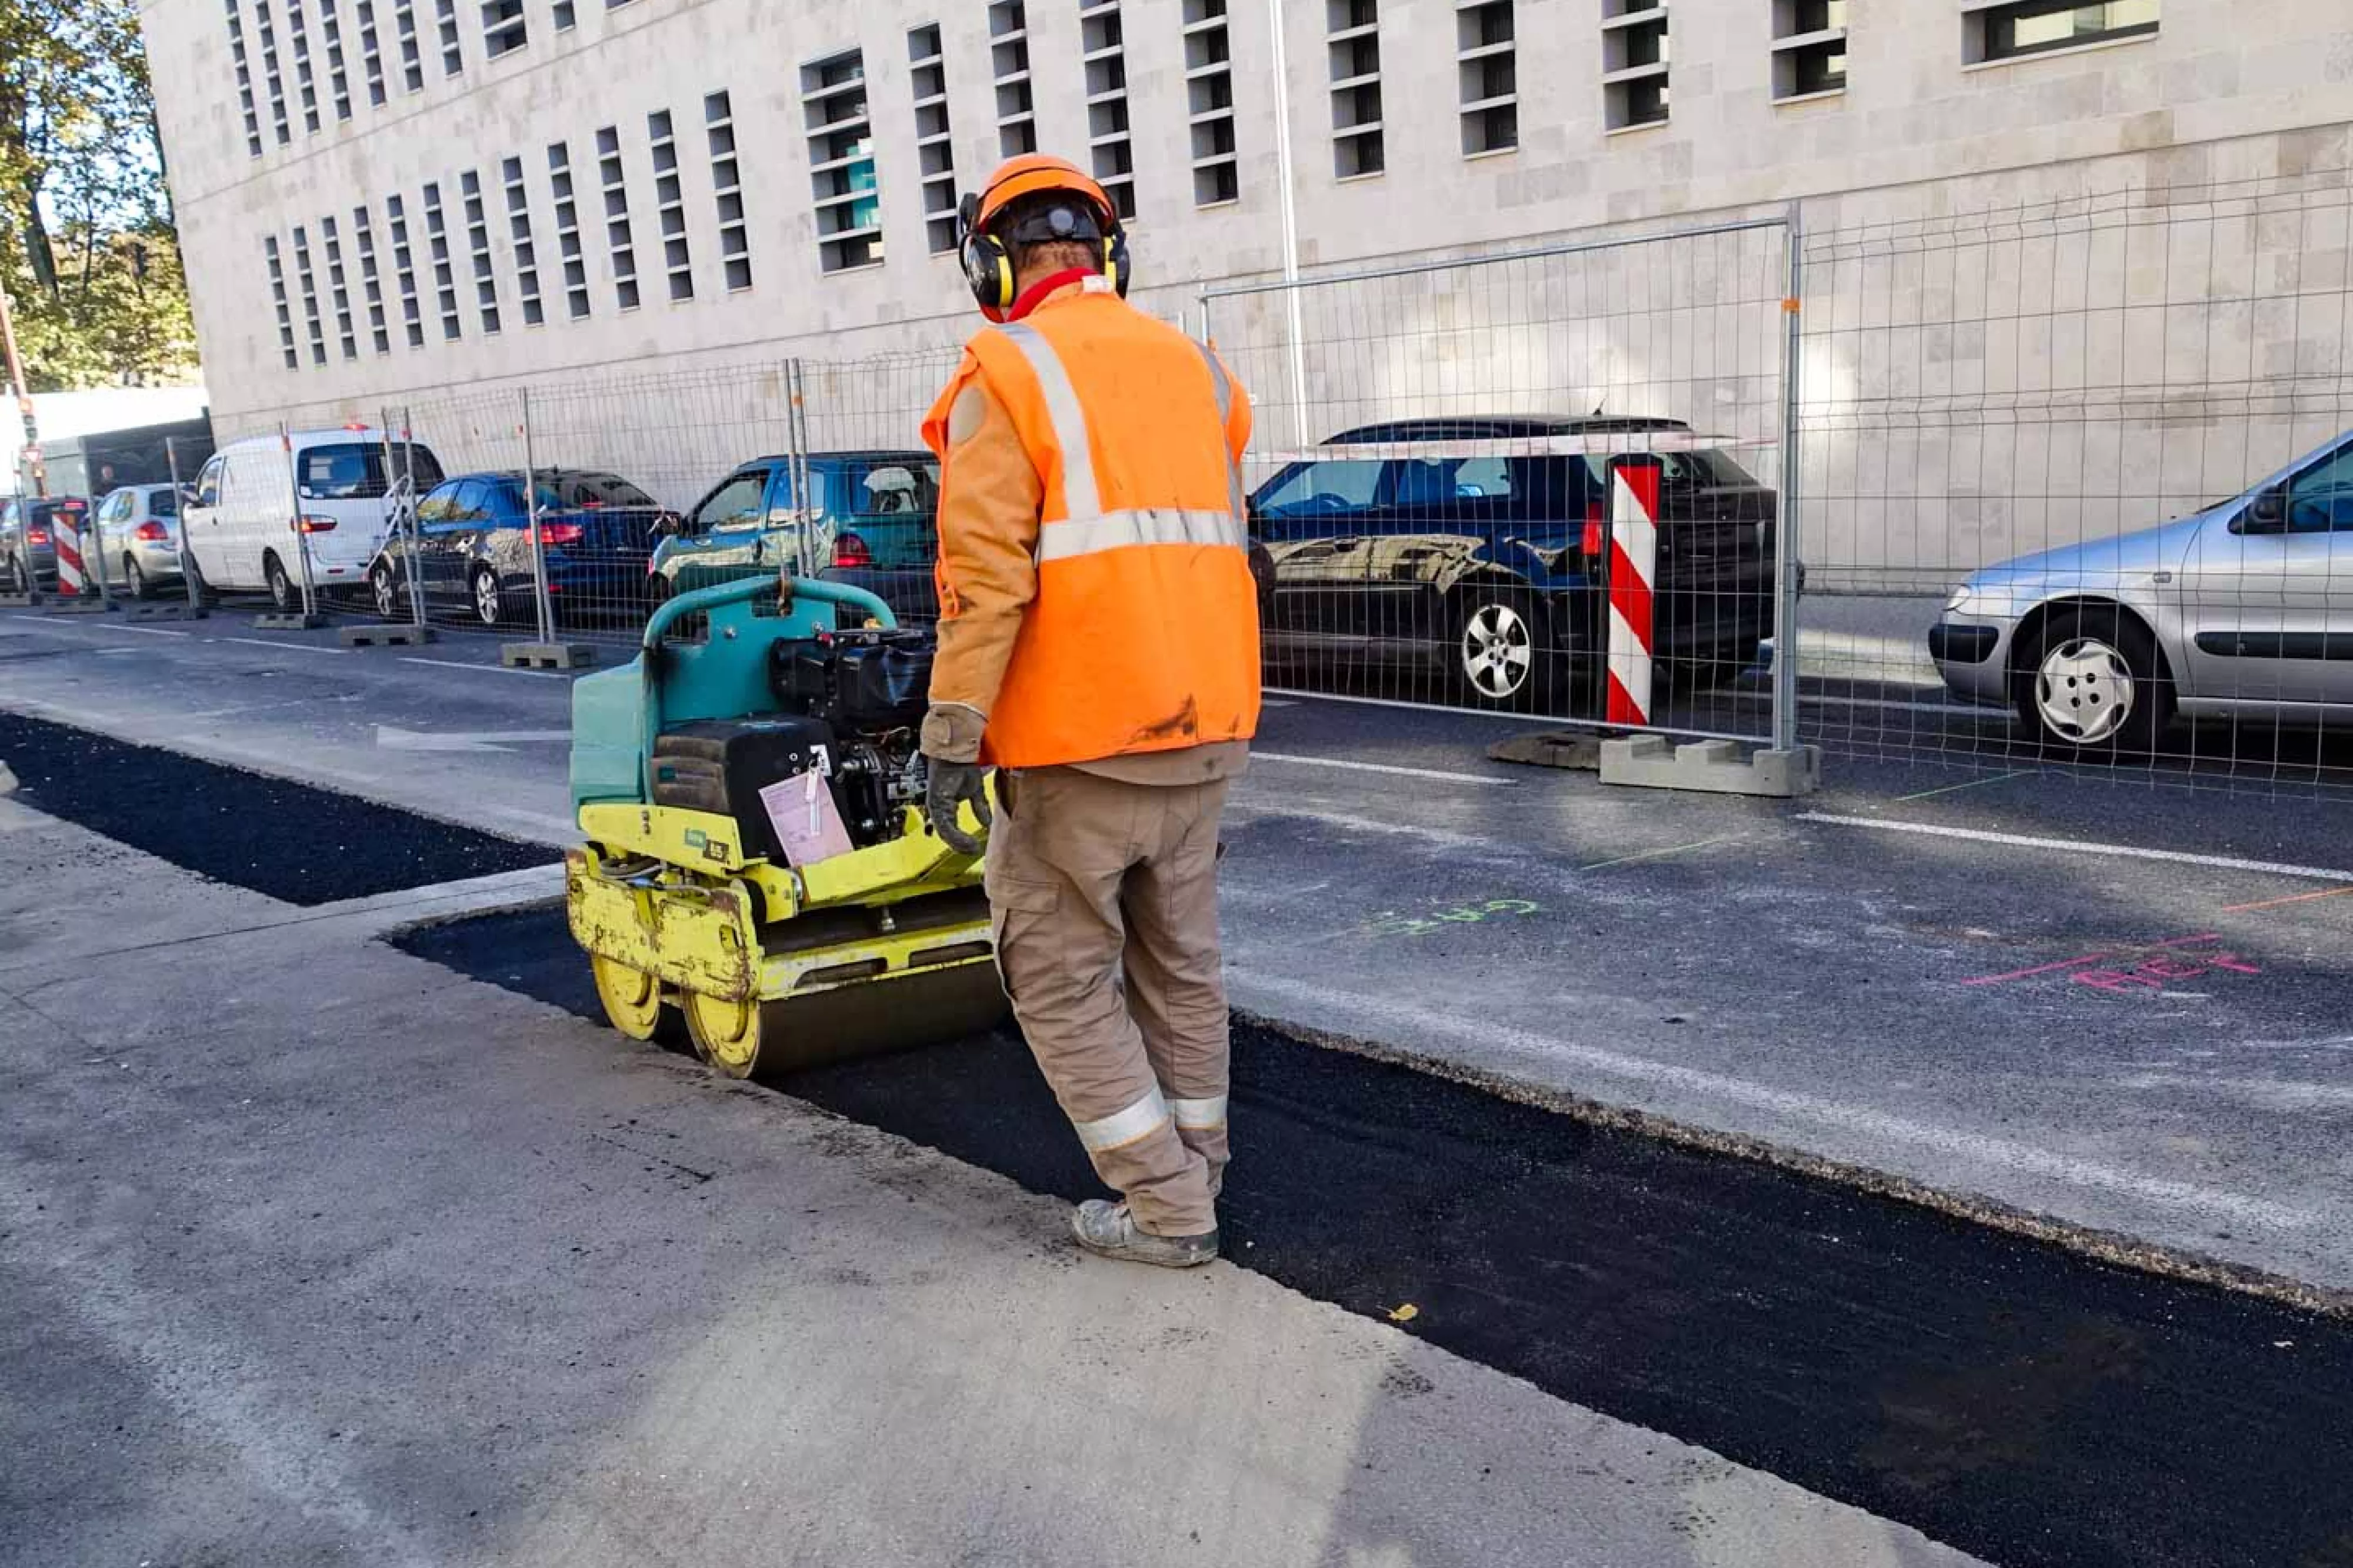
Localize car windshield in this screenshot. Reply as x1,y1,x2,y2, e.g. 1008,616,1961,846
300,441,446,498
534,471,658,511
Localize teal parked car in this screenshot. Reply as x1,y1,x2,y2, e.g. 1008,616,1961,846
648,450,939,608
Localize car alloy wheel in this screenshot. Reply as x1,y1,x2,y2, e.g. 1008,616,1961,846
372,563,401,620
124,556,149,600
473,568,503,627
265,553,294,612
2032,635,2134,746
1459,601,1535,702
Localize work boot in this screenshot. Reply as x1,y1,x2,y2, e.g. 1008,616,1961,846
1071,1200,1219,1268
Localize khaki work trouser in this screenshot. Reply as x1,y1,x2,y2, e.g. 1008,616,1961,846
985,766,1231,1237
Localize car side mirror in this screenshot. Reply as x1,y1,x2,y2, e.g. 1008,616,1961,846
2242,485,2288,533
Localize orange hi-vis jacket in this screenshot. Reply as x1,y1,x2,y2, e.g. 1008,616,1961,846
922,279,1261,770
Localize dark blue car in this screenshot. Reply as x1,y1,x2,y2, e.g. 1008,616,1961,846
1248,416,1778,710
369,469,669,627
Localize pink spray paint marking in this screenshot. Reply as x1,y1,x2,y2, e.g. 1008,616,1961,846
1963,933,2262,993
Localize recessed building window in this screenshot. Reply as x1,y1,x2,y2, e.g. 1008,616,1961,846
482,0,525,57
706,91,754,288
648,109,694,301
1970,0,2157,62
1327,0,1383,179
355,0,388,105
385,192,425,346
321,0,351,118
353,205,391,353
989,2,1036,158
436,0,463,74
321,214,357,359
502,156,544,325
1772,0,1845,98
1602,0,1669,131
1184,1,1238,207
596,126,641,309
908,28,959,255
254,0,292,145
803,49,883,273
1457,0,1517,155
422,181,462,339
460,171,499,333
285,0,320,133
548,141,592,318
393,2,424,91
553,2,575,27
291,223,327,365
1081,2,1137,220
225,2,265,157
265,235,299,369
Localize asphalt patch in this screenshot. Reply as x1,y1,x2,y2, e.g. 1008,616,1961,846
397,904,2353,1568
0,710,548,905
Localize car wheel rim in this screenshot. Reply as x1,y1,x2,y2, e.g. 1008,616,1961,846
1461,603,1534,699
374,571,396,619
475,575,499,624
2035,636,2134,744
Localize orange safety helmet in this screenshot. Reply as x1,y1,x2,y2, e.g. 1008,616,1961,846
958,154,1130,319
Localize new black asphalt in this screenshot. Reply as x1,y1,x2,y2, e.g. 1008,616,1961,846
403,903,2353,1568
0,710,548,904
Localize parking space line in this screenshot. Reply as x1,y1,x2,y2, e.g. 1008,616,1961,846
1895,770,2031,802
395,656,571,680
215,636,348,656
1798,812,2353,885
1578,836,1738,873
106,623,194,638
1263,686,1537,725
1249,752,1514,786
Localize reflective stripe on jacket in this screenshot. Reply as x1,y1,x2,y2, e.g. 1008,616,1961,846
923,283,1261,770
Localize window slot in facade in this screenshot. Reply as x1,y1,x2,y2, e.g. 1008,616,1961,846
286,0,320,133
1327,0,1383,178
321,213,357,359
254,0,292,145
1081,1,1137,219
291,223,327,365
226,2,265,157
1771,0,1844,96
908,27,958,255
321,0,351,118
648,109,693,301
1456,0,1516,154
460,170,499,333
1967,0,2157,62
1602,0,1669,130
989,2,1036,158
706,91,753,289
436,0,463,74
596,126,641,309
265,235,298,369
802,49,882,273
356,0,388,105
354,205,391,353
554,2,575,27
394,2,424,91
502,156,544,325
1183,0,1237,206
548,141,592,318
482,0,526,57
385,192,425,346
422,181,462,339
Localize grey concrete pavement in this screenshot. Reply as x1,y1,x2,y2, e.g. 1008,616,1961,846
0,800,1979,1567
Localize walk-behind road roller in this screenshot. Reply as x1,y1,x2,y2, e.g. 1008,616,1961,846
564,572,1006,1078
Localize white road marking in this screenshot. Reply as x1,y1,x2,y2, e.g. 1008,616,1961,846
105,623,194,638
375,725,570,753
1263,686,1535,725
216,636,348,656
396,656,571,680
1249,752,1512,786
1234,970,2315,1231
1798,812,2353,885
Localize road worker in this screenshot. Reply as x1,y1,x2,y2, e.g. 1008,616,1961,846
919,153,1259,1269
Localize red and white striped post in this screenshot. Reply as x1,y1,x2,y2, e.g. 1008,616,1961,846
52,503,86,599
1605,455,1664,728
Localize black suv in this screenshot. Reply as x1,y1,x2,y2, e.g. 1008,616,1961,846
1247,416,1777,710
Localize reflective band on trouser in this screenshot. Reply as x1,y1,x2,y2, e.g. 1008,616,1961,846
1038,507,1244,563
998,320,1102,519
1170,1095,1228,1132
1072,1085,1173,1152
1191,340,1245,521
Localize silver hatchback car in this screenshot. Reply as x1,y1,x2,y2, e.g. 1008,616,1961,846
1931,431,2353,753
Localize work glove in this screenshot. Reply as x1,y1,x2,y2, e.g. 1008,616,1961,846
925,758,992,856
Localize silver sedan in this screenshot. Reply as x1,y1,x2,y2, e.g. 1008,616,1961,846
88,484,188,600
1931,431,2353,753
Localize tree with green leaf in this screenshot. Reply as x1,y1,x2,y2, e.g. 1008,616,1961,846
1,0,197,390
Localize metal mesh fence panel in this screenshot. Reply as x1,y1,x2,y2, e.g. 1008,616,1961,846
788,351,962,627
1201,219,1794,737
1799,169,2353,797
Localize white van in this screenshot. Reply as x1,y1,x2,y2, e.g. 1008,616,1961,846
183,429,446,611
